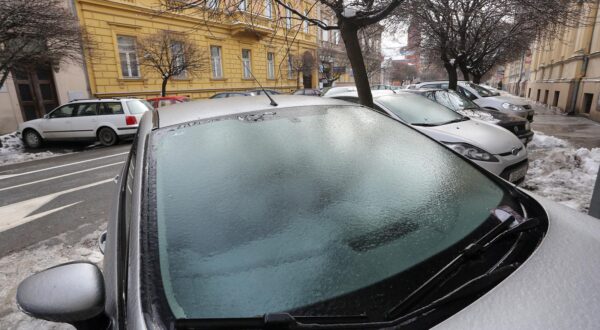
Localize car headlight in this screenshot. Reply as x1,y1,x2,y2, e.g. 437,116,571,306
501,103,524,111
443,142,499,162
525,121,531,131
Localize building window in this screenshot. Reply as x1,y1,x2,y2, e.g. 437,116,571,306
543,90,549,104
553,91,560,107
239,0,246,11
322,19,329,41
267,52,275,79
264,0,272,18
334,31,340,45
210,45,223,79
242,49,252,79
303,10,309,33
117,36,139,78
207,0,219,10
583,93,593,113
286,5,292,29
171,41,186,78
536,89,541,102
288,54,294,79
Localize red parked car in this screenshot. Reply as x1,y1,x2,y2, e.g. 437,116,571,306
147,96,190,108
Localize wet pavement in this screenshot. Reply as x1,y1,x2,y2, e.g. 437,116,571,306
529,102,600,149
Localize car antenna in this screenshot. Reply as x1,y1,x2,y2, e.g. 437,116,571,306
237,55,278,107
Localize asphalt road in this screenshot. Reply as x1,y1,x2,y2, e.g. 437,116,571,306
0,143,131,258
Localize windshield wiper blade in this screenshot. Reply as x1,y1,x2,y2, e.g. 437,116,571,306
440,117,469,125
174,313,370,330
386,207,536,320
411,122,440,127
393,263,519,327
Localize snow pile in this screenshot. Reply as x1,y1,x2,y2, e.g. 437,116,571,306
0,225,105,329
523,131,600,212
0,132,57,166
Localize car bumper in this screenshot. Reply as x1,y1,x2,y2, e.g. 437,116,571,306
517,131,534,145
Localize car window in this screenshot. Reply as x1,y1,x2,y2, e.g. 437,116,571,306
159,100,172,107
433,90,479,111
49,104,76,118
458,86,478,101
464,83,494,97
377,94,464,125
228,93,247,98
74,103,98,116
127,100,152,114
148,105,506,320
100,102,125,115
421,83,441,89
212,93,226,99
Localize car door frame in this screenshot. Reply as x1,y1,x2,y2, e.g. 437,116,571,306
69,102,100,139
41,103,78,140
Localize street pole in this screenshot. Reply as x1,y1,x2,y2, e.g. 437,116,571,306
590,164,600,219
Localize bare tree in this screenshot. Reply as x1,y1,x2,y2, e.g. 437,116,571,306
400,0,586,90
318,41,350,86
137,31,208,97
0,0,85,89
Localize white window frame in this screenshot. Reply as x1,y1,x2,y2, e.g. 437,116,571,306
264,0,272,18
267,52,275,79
334,31,340,45
303,10,309,33
171,41,186,78
117,36,140,78
242,49,252,79
322,19,329,42
239,0,246,11
207,0,219,10
288,54,294,79
210,45,223,79
286,5,292,29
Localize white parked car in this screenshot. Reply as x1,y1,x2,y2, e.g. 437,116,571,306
17,98,153,148
416,81,534,122
329,91,529,183
322,86,358,97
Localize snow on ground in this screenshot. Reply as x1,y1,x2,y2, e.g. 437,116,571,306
0,225,105,330
0,133,60,166
523,130,600,213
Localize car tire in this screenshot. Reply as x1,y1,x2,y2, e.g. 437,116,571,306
23,129,43,149
98,127,118,146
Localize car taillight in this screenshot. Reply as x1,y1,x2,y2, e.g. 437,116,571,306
125,115,137,126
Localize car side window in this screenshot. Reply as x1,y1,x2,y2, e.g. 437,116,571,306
74,103,98,117
49,104,76,118
458,86,477,101
422,84,441,89
100,102,125,115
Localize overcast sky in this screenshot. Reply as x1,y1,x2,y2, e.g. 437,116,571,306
381,28,408,59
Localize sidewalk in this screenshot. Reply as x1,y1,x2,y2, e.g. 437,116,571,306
522,102,600,213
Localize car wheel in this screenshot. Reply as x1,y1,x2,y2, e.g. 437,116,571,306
98,127,118,146
23,130,42,149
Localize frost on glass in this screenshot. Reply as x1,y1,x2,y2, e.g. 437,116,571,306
153,106,504,318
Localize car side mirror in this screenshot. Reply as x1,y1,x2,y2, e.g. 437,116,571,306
98,231,107,254
43,114,50,119
17,262,105,326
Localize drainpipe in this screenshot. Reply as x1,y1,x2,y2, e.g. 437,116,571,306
567,0,599,114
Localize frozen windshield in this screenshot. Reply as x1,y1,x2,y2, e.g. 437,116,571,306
149,105,505,319
377,94,464,126
429,90,480,111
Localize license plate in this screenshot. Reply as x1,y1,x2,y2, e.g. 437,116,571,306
509,165,528,182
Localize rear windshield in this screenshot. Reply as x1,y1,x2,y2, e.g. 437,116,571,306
377,94,464,125
127,100,153,114
148,105,505,319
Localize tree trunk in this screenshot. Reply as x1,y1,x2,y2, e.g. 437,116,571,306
459,63,470,81
445,62,458,91
340,22,373,107
297,71,300,89
472,74,482,84
161,78,169,97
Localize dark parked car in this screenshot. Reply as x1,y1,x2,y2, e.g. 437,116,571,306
293,88,321,96
209,91,255,99
16,96,600,330
410,89,534,145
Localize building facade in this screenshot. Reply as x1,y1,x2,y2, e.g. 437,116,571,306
74,0,319,100
524,1,600,121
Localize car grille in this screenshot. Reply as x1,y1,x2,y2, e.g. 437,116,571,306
498,146,524,157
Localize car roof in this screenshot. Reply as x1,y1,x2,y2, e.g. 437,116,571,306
69,98,135,103
147,96,188,101
156,95,351,128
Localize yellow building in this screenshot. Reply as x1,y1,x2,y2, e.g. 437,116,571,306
525,1,600,121
74,0,319,99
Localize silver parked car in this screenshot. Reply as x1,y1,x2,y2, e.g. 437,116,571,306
416,81,534,122
328,91,529,184
15,95,600,330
